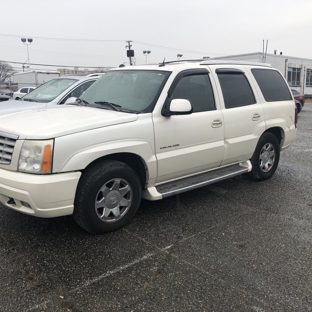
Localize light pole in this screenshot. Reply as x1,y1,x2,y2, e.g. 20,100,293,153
21,38,33,70
143,50,151,64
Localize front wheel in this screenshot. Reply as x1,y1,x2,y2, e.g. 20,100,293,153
73,160,142,234
246,133,280,181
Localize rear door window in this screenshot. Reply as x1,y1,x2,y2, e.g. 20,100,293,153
216,69,256,109
252,69,292,102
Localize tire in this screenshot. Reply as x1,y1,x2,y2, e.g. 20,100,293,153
73,160,142,234
246,133,280,181
296,101,302,113
15,97,20,100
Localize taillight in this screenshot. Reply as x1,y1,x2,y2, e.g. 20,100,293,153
294,106,298,128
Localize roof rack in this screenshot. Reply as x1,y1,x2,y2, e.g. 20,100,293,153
200,59,272,67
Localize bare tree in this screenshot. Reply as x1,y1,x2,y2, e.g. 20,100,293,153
0,62,15,82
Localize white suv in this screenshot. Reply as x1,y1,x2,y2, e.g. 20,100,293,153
0,60,297,234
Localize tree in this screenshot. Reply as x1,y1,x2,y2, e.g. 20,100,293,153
0,61,15,82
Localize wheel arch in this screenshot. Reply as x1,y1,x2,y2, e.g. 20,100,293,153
80,153,148,191
264,127,283,147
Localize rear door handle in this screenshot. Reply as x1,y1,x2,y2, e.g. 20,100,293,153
252,113,261,120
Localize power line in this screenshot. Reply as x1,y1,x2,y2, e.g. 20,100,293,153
0,60,110,69
0,33,125,43
0,33,225,56
134,41,223,55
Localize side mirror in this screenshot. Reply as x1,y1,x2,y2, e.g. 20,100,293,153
170,99,192,113
65,97,77,104
162,99,192,116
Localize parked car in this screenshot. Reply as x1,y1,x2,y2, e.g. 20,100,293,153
291,89,305,113
0,89,14,97
0,60,297,234
0,75,101,116
13,86,36,100
0,94,10,102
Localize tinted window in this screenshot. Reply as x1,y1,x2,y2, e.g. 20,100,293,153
20,88,28,93
217,72,256,108
60,80,96,104
252,69,292,101
170,74,215,112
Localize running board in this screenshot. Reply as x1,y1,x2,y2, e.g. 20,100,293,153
156,163,249,198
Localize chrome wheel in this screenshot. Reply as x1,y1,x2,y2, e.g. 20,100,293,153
259,143,275,172
246,133,280,181
95,178,132,223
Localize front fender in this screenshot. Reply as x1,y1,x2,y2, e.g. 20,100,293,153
53,139,157,181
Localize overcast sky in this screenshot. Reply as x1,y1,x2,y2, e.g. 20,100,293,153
1,0,312,72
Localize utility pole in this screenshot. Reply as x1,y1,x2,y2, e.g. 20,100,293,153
126,41,134,65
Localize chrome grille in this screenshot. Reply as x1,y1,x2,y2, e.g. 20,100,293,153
0,131,18,165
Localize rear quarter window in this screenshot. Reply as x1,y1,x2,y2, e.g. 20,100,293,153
251,69,292,102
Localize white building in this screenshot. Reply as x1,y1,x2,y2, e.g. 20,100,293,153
214,52,312,96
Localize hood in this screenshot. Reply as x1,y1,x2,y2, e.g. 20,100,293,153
0,99,48,116
0,105,138,139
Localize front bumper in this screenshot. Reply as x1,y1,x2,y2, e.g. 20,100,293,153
0,169,81,218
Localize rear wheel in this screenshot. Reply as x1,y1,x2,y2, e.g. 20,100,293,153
246,133,280,181
73,160,142,234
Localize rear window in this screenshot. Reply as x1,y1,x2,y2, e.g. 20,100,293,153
252,69,292,102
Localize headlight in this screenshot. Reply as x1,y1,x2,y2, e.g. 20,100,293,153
18,140,54,174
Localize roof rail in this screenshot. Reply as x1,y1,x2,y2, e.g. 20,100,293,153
159,59,205,67
200,59,272,67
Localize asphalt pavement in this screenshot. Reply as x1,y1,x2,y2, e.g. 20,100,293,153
0,103,311,312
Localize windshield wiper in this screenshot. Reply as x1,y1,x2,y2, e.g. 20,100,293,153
22,98,38,102
94,101,122,111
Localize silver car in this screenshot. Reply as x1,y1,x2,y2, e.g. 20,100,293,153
0,75,101,116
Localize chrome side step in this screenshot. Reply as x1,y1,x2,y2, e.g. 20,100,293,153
156,164,249,198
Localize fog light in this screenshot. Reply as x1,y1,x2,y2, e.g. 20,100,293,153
21,201,32,209
7,198,15,205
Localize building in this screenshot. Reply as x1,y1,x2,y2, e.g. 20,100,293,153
214,52,312,96
57,67,113,76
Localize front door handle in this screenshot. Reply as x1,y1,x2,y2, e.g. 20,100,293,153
212,119,222,127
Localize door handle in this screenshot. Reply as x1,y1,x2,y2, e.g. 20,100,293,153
212,119,222,127
252,113,261,120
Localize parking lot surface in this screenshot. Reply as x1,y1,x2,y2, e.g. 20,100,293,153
0,103,311,312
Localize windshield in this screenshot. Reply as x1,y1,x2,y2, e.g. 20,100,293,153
79,70,170,113
22,78,78,103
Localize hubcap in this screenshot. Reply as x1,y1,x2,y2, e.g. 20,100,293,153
259,143,275,172
95,178,132,222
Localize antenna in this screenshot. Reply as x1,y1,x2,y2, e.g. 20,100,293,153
262,39,268,63
159,58,166,67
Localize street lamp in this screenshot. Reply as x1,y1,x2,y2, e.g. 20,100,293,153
143,50,151,64
21,38,33,70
